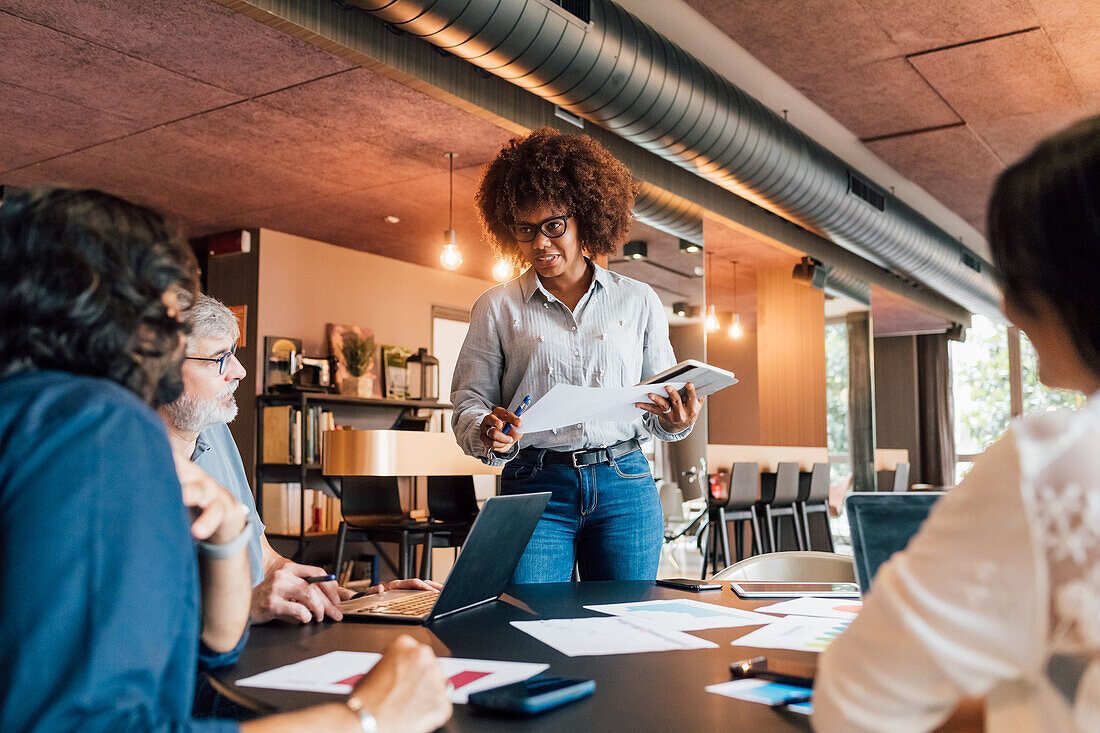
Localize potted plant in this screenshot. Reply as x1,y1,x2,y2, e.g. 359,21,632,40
340,333,375,397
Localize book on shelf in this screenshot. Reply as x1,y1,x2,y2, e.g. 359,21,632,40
261,483,341,535
261,405,335,465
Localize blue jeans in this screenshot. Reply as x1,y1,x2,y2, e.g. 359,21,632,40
499,446,664,583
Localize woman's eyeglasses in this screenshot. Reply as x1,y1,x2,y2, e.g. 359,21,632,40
507,214,569,243
185,344,237,375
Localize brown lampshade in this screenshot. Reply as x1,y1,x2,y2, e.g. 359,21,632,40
322,429,502,477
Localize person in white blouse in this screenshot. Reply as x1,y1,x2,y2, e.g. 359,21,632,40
451,127,703,583
813,116,1100,731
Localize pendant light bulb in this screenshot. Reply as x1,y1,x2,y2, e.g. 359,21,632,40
492,258,514,282
727,313,743,339
440,152,463,271
705,304,720,332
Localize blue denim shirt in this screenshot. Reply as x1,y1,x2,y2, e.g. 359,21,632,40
193,423,265,587
0,370,239,733
451,260,692,466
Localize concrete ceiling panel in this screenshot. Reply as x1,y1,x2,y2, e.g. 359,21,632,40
0,132,67,174
257,69,517,169
0,1,351,96
0,81,144,158
795,58,960,140
684,0,899,72
865,125,1003,233
969,109,1083,165
1029,0,1100,104
909,28,1083,123
859,0,1039,55
0,11,239,124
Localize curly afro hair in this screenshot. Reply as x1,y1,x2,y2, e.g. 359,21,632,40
475,127,637,265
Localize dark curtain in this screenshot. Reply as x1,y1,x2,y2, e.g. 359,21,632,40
915,333,957,487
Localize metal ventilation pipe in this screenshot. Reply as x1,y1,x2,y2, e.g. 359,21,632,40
349,0,1000,317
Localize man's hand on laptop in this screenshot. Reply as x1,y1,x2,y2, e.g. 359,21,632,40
337,578,443,601
251,558,344,624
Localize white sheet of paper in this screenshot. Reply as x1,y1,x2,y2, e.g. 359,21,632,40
235,651,548,704
732,614,851,653
511,616,718,657
754,597,862,620
583,599,777,631
517,382,685,433
706,679,814,714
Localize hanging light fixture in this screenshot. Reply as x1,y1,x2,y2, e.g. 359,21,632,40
727,260,743,339
439,152,463,271
705,251,720,332
492,258,514,282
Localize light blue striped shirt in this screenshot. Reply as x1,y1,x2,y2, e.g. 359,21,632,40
451,259,691,465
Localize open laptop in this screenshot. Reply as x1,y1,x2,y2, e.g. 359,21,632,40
338,492,550,624
846,491,944,593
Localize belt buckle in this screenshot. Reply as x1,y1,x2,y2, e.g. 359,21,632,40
570,450,584,468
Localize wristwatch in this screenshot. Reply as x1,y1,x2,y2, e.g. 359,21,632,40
346,696,379,733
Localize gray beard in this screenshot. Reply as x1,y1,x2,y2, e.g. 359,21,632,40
162,385,239,433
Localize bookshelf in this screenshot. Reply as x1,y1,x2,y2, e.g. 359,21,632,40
255,391,452,558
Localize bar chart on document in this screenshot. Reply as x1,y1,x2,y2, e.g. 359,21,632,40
731,615,851,653
236,651,548,703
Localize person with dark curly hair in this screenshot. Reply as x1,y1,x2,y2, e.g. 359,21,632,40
451,128,704,583
0,188,451,733
814,117,1100,732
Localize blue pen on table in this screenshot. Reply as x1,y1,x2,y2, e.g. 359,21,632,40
305,574,336,584
503,394,532,435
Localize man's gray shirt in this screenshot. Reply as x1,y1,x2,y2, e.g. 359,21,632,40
192,422,265,586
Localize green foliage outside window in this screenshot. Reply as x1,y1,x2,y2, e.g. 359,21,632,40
825,323,849,457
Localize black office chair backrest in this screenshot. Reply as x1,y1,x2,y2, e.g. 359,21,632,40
724,462,759,510
340,476,404,521
426,475,479,522
802,462,830,502
771,462,801,505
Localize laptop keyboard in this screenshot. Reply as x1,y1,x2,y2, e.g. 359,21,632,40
368,591,439,616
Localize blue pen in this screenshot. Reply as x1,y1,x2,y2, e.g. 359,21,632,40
503,394,532,435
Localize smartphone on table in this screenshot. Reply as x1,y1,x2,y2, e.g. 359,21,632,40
467,675,595,716
655,578,722,591
730,656,816,687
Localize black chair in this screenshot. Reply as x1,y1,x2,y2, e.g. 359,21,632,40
418,475,481,577
798,462,834,552
759,462,807,552
701,462,763,577
877,462,911,492
334,476,435,581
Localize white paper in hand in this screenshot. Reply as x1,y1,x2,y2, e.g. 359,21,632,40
515,382,685,433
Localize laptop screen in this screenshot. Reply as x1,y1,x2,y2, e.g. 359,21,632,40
846,492,944,592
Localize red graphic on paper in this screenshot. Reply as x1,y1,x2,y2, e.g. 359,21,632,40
834,605,862,614
337,673,365,687
448,670,493,690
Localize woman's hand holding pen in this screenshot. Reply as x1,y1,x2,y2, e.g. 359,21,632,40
636,382,705,433
480,406,525,452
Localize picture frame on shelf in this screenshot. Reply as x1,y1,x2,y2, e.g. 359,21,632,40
263,336,302,393
380,345,413,399
327,323,379,398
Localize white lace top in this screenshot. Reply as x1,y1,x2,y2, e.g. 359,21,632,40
813,394,1100,732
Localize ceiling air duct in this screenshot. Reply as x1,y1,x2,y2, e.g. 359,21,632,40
348,0,1001,318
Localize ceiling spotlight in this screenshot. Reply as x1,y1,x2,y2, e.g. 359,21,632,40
672,301,689,318
492,258,514,283
384,215,400,224
623,240,648,260
679,239,702,254
792,256,829,290
693,266,704,277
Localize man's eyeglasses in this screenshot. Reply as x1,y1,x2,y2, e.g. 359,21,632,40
185,344,237,375
506,214,569,243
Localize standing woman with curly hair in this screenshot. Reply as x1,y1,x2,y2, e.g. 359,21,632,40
451,128,704,583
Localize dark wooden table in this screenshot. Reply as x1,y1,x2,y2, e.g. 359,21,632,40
211,581,815,731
